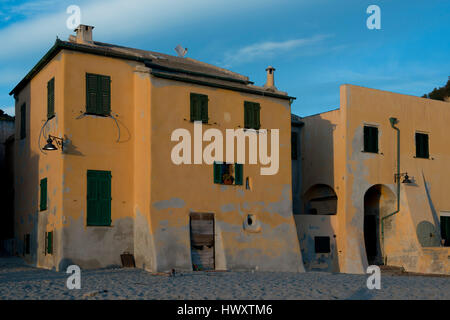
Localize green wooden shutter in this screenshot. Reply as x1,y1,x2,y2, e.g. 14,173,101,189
47,231,53,254
87,170,111,226
190,94,196,121
200,95,208,123
213,162,222,184
254,103,260,130
40,178,47,211
86,74,98,114
244,102,251,129
372,127,378,153
100,75,111,115
235,163,243,185
47,78,55,119
20,103,26,139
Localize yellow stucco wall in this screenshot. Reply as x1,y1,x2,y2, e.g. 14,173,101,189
14,48,304,272
300,84,450,275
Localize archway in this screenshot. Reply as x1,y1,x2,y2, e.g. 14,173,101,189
303,184,337,215
363,184,396,265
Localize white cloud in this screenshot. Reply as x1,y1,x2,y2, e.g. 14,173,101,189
0,0,280,60
220,34,332,67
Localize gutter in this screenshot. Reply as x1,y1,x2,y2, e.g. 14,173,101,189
382,117,401,261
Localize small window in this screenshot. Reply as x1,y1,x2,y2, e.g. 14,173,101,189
190,93,208,123
86,73,111,116
315,236,331,253
46,231,53,255
213,162,243,185
47,78,55,119
40,178,47,211
244,101,260,130
291,132,298,160
87,170,112,226
245,177,251,190
440,216,450,247
415,132,429,159
363,126,378,153
24,234,30,255
20,103,26,140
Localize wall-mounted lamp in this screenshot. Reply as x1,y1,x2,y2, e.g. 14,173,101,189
395,172,412,184
43,135,64,151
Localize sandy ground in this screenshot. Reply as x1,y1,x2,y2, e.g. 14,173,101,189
0,257,448,300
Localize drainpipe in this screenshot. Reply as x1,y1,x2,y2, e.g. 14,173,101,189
382,117,400,263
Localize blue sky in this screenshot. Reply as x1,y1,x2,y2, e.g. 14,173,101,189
0,0,449,117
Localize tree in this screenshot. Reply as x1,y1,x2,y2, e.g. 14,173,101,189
422,77,450,101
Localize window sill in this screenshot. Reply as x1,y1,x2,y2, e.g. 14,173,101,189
361,150,380,154
414,156,432,160
86,224,113,227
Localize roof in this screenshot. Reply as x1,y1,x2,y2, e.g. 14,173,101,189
10,39,295,101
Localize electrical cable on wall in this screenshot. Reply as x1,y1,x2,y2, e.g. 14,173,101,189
37,118,51,154
108,114,121,142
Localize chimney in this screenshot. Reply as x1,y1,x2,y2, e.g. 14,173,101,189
264,66,276,90
71,25,94,44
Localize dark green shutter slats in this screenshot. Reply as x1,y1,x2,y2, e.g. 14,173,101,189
86,74,98,114
364,126,378,153
190,93,208,123
100,75,111,115
40,178,47,211
86,74,110,115
213,162,222,184
87,170,111,226
20,103,26,139
235,164,243,185
244,101,260,130
47,78,55,119
416,133,429,158
46,231,53,254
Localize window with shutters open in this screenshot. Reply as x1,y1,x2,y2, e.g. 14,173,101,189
213,162,243,185
190,93,208,123
40,178,47,211
86,73,111,116
415,132,429,159
244,101,260,130
87,170,112,226
47,78,55,119
363,125,378,153
20,103,26,140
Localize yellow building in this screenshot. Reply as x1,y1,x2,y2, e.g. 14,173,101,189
294,84,450,275
10,25,303,272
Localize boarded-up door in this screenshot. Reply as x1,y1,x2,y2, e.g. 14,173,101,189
190,213,215,271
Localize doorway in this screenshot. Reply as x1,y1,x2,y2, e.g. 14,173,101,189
190,213,215,271
363,184,395,265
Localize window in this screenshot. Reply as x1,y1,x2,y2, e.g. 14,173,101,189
315,236,331,253
47,78,55,119
291,132,298,160
20,103,26,140
213,162,243,185
244,101,260,130
40,178,47,211
363,125,378,153
190,93,208,123
415,132,429,159
87,170,112,226
24,234,30,255
86,73,111,115
441,216,450,247
46,231,53,255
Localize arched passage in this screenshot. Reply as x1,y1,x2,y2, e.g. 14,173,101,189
303,184,337,215
363,184,396,265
